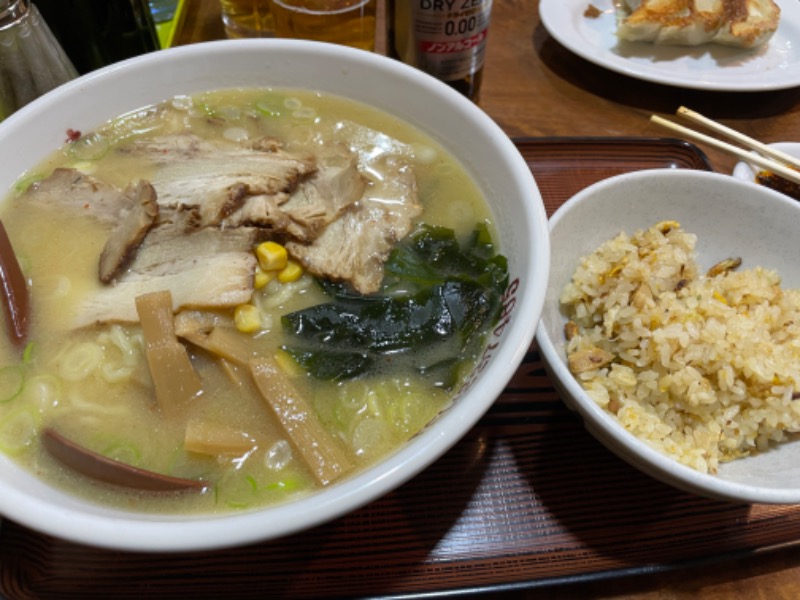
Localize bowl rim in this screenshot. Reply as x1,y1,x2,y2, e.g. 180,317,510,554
535,168,800,505
0,39,550,550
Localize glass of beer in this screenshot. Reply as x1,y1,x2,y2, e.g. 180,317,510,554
269,0,376,51
219,0,274,38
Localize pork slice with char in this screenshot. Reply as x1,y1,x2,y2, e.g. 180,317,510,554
98,180,159,284
286,155,421,295
23,168,133,225
37,128,420,325
224,144,367,241
72,227,262,328
133,134,318,228
130,225,263,274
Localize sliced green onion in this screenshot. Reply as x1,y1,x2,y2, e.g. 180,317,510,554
67,132,110,161
266,478,302,491
0,365,24,403
167,447,215,480
292,107,317,122
22,342,35,365
103,441,141,465
13,173,45,194
0,406,39,455
192,100,216,117
255,96,284,118
283,97,302,110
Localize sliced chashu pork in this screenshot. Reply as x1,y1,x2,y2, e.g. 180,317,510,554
132,134,365,241
227,144,367,240
23,171,263,328
72,228,263,327
127,132,405,294
134,133,316,228
24,168,137,224
98,180,159,283
615,0,780,48
287,154,422,294
24,129,418,324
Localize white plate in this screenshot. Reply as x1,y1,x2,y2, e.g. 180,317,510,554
539,0,800,91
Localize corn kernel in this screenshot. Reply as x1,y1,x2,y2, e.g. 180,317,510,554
277,259,303,283
234,304,261,333
256,241,288,271
254,266,276,290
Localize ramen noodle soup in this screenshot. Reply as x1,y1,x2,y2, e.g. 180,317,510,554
0,88,507,514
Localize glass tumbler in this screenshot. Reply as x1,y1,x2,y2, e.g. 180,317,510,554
219,0,274,38
270,0,376,51
0,0,77,121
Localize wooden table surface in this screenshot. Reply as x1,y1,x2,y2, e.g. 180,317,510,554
173,3,800,597
17,1,800,599
177,0,800,175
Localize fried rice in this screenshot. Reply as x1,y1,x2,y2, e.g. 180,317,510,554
561,221,800,474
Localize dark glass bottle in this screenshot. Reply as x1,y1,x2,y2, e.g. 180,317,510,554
33,0,159,75
385,0,492,102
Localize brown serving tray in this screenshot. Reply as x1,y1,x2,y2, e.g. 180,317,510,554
5,138,798,600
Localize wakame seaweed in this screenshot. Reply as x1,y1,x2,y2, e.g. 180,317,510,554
281,223,509,387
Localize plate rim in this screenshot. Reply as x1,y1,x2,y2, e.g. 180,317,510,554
539,0,800,92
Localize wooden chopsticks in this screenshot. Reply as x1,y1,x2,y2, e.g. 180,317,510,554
651,107,800,185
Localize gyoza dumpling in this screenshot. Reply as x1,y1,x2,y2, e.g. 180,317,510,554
615,0,781,48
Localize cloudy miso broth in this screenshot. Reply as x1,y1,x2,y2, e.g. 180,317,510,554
0,88,505,514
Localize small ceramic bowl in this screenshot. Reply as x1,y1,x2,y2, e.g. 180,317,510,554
536,168,800,504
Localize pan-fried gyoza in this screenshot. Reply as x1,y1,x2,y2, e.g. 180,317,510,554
615,0,781,48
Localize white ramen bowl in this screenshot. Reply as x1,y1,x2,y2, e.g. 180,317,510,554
536,169,800,504
0,40,549,551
